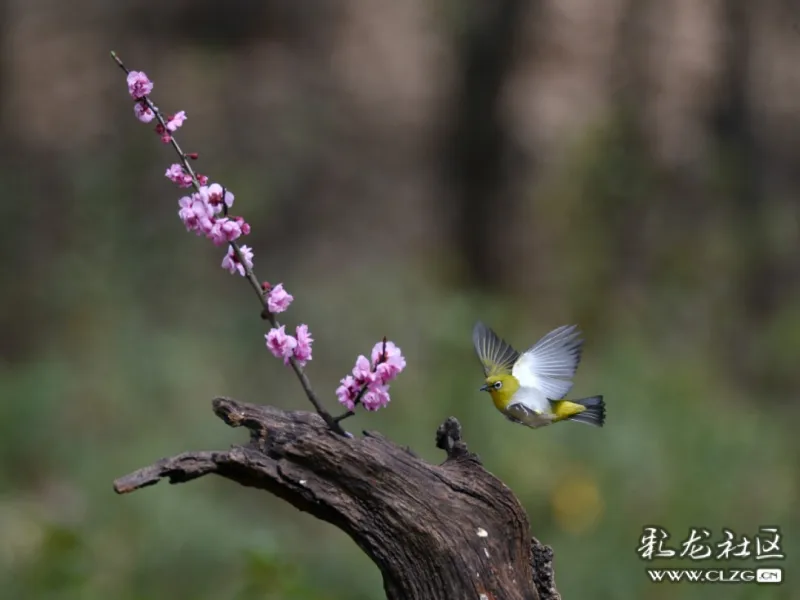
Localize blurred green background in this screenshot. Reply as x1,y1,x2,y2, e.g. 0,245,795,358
1,1,798,598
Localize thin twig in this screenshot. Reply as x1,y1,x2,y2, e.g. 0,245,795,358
262,310,343,432
111,51,345,436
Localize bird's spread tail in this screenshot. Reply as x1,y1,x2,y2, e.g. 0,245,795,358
567,395,605,427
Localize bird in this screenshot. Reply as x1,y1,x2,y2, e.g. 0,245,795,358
472,321,605,429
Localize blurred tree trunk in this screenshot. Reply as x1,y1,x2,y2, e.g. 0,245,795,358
607,0,656,307
0,0,6,124
710,0,773,321
0,0,66,363
443,0,530,290
706,0,781,389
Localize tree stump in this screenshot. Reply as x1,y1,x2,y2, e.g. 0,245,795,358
114,397,561,600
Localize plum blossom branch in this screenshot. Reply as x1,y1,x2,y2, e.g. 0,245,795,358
111,51,343,433
110,52,405,436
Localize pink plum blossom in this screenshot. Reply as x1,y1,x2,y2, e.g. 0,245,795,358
178,193,214,235
266,283,293,314
209,217,243,246
166,163,193,188
221,244,254,276
177,196,195,230
351,355,376,387
335,375,360,411
293,324,313,366
265,325,297,365
133,101,155,123
232,216,251,235
362,386,391,411
165,110,186,132
205,183,235,214
177,187,251,246
127,71,153,99
371,341,406,385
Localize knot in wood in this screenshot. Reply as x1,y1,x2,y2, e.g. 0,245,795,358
435,417,469,458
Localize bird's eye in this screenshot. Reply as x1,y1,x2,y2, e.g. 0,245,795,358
493,380,503,389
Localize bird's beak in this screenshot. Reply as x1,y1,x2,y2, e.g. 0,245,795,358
479,384,489,392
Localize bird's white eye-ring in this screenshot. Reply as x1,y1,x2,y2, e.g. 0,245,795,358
493,380,503,390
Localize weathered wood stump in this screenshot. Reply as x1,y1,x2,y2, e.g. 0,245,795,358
114,397,560,600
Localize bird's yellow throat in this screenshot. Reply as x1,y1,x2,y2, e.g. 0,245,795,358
483,374,521,411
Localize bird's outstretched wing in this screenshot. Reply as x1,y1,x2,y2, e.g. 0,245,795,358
512,324,583,399
472,321,520,377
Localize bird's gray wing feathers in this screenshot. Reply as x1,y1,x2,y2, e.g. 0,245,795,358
505,400,556,428
472,321,520,377
505,402,535,423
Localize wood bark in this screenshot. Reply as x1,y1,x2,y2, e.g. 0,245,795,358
114,397,561,600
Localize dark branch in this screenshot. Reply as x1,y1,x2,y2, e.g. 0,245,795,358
114,451,221,493
114,397,559,600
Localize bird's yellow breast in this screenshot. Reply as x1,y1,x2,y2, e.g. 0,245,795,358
490,390,512,411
